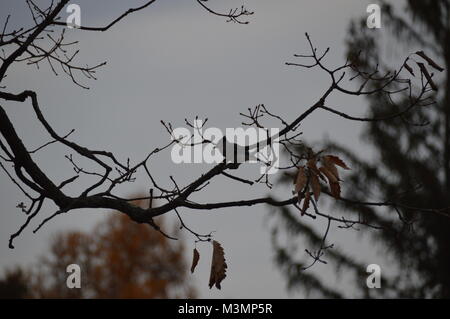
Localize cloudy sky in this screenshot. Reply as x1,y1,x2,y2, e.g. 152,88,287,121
0,0,404,298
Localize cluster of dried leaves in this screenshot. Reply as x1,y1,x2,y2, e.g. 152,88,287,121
294,154,350,215
184,51,443,291
188,154,349,289
190,240,228,290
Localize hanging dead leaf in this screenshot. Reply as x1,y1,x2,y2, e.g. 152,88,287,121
191,248,200,273
294,166,307,193
417,62,438,91
324,155,350,170
320,158,339,181
330,181,341,199
307,158,318,173
416,51,444,72
324,155,350,174
310,172,321,201
301,191,311,215
308,158,326,181
319,166,338,183
320,166,341,198
209,240,227,289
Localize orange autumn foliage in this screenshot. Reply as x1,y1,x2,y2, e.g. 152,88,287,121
31,201,196,298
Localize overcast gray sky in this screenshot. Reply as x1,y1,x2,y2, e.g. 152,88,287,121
0,0,404,298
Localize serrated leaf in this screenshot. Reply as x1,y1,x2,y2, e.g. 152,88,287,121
209,240,227,289
191,248,200,273
321,157,339,180
324,155,350,170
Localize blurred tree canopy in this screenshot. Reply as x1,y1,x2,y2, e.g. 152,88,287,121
0,268,29,299
271,0,450,298
0,200,196,298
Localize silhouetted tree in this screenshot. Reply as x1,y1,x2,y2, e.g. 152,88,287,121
271,0,450,298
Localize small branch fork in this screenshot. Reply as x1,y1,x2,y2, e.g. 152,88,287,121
0,1,446,263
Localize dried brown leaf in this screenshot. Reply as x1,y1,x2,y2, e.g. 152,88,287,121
320,157,339,181
324,155,350,170
308,158,326,181
310,172,321,201
330,181,341,199
326,155,350,170
301,191,311,215
209,240,227,289
319,166,341,198
191,248,200,273
319,166,338,183
416,51,444,72
294,166,307,193
307,158,319,174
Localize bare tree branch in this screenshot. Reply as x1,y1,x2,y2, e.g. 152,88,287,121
0,0,444,261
